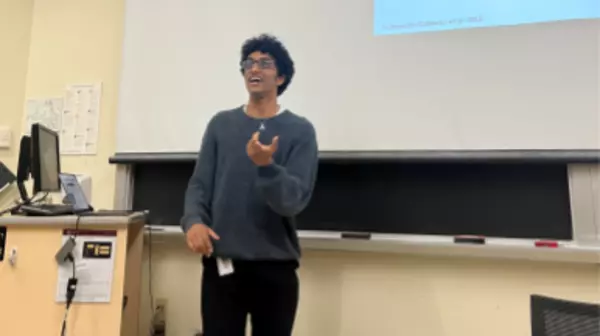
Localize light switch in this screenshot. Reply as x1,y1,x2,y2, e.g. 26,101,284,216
0,126,12,149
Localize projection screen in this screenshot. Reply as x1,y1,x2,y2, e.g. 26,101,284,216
116,0,600,153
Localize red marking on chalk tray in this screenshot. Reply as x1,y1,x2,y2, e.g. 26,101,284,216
534,240,559,248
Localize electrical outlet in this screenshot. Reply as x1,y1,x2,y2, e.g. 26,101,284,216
0,126,12,149
152,298,167,336
155,298,167,312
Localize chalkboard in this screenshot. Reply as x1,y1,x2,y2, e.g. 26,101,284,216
297,162,572,239
131,160,573,240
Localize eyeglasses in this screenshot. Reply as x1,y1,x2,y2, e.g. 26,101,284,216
241,58,275,71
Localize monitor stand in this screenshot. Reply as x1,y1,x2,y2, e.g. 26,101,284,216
16,180,30,205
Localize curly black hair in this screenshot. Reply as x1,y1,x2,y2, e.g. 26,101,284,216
240,34,295,96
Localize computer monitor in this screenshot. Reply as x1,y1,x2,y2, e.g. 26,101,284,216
16,135,32,202
30,123,61,194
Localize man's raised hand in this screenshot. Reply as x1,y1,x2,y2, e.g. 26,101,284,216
247,131,279,166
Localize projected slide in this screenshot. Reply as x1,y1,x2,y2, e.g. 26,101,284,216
374,0,600,35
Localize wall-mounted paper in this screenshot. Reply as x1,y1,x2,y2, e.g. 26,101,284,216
24,98,63,135
61,83,102,155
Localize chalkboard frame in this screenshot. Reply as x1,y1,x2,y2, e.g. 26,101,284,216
108,150,598,240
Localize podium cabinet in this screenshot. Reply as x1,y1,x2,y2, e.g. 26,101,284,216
0,212,145,336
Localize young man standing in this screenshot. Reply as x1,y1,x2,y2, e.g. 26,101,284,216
181,34,319,335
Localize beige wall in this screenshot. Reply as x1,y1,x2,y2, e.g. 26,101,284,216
22,0,124,209
0,0,34,170
140,238,599,336
3,1,600,335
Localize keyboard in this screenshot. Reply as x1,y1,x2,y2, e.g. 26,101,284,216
79,209,136,217
19,204,75,216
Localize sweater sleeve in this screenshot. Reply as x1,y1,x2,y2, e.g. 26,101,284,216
180,116,218,233
256,122,319,217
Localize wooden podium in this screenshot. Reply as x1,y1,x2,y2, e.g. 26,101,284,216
0,212,145,336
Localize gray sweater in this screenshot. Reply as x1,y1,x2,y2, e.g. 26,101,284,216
181,106,319,260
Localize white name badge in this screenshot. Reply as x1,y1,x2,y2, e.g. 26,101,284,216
216,257,234,276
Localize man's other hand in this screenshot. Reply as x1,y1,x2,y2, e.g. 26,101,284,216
186,223,220,255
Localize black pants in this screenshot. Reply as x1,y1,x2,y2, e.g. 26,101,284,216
201,257,299,336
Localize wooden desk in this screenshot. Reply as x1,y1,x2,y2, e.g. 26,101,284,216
0,213,145,336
